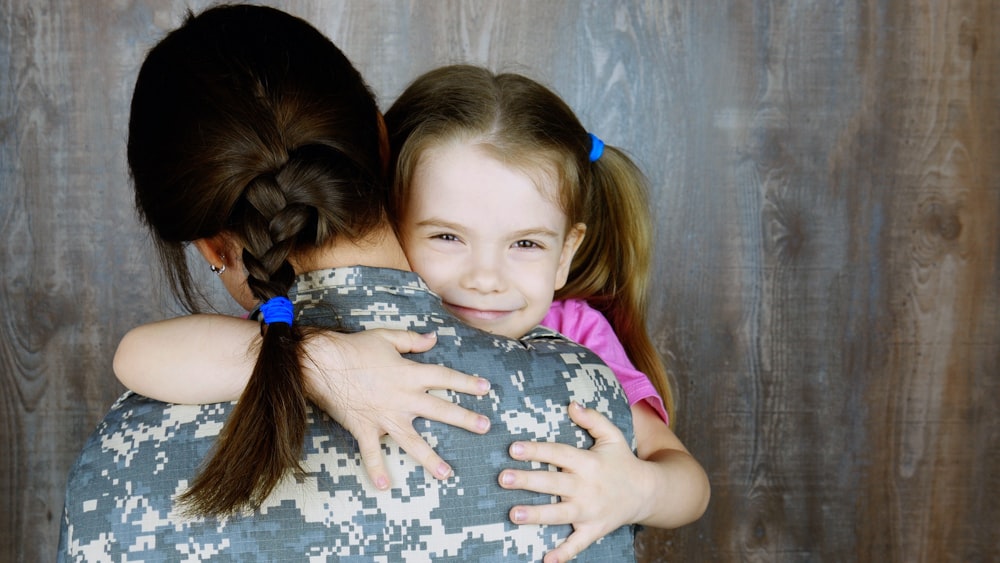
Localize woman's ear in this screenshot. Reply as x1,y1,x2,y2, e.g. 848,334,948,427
554,223,587,290
193,233,258,311
193,234,232,272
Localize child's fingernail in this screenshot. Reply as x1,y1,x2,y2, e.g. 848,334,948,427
477,378,491,392
512,508,526,523
500,471,515,486
510,442,524,457
422,331,437,339
437,463,452,478
375,475,389,490
477,416,490,432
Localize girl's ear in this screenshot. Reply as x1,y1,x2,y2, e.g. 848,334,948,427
554,223,587,290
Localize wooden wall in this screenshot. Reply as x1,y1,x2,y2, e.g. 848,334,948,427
2,1,997,561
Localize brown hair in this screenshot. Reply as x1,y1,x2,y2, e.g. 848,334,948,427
127,5,386,515
384,65,675,424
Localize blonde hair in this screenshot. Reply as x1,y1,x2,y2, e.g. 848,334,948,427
384,65,675,424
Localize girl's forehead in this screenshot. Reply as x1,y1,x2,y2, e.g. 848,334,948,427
405,147,576,238
419,140,564,202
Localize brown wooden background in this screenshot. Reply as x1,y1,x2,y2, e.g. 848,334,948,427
2,1,998,561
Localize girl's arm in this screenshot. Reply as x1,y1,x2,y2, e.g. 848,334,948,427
115,314,258,403
114,314,493,489
498,401,710,563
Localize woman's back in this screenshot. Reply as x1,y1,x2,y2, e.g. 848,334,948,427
60,266,636,560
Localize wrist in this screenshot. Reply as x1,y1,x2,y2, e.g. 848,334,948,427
630,458,660,525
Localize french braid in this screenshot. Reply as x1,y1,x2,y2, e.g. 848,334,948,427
177,158,313,515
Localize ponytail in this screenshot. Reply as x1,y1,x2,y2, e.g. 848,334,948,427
557,145,677,425
178,312,309,515
178,176,312,516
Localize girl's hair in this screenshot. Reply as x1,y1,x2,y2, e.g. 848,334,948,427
127,5,386,515
384,65,675,424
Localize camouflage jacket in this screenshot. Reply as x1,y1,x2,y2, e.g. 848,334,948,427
59,266,635,562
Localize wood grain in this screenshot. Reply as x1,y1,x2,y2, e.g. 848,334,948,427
1,1,997,561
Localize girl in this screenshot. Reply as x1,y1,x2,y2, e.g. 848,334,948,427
117,65,709,561
387,65,708,562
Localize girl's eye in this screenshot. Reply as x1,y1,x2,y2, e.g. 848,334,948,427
514,240,542,249
433,233,460,242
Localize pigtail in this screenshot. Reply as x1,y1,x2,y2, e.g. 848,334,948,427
558,144,677,425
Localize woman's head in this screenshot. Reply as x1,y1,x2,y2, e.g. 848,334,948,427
385,65,675,423
126,4,387,515
129,4,386,312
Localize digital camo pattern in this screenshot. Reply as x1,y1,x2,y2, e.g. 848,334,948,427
59,266,635,561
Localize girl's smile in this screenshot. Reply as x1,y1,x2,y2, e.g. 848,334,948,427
443,302,519,323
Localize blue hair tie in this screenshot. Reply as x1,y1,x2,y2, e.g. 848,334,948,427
260,296,294,325
588,133,605,162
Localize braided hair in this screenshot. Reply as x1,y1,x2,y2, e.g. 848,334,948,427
127,5,386,515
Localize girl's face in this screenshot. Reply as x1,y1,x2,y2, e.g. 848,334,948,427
400,141,585,339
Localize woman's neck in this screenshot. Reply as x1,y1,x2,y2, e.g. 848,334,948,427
291,224,411,274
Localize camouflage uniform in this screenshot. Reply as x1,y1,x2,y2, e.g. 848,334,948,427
59,266,635,561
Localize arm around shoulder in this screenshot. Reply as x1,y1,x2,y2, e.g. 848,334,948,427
114,314,258,403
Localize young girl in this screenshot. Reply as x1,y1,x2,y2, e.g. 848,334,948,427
116,65,709,561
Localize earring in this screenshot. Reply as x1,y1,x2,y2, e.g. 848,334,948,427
210,257,226,275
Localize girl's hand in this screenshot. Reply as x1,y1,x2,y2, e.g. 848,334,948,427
497,402,646,563
302,329,492,491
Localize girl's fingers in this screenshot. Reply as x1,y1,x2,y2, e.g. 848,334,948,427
507,499,579,526
508,439,580,467
544,529,599,563
390,428,454,481
415,395,491,434
368,328,439,354
498,467,574,498
567,401,625,444
417,363,491,396
356,433,391,490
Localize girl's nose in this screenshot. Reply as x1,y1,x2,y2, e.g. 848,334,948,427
460,252,506,293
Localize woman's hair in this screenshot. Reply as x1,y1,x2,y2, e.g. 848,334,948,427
127,5,386,515
384,65,675,424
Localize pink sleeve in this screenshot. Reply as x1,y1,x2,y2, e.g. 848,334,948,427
541,299,669,426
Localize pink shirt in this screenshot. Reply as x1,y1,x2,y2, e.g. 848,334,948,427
541,299,669,425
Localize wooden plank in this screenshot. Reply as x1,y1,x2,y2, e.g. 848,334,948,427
854,1,1000,561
